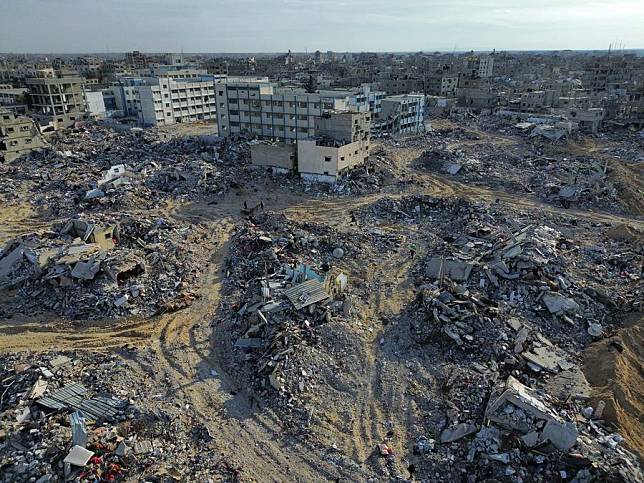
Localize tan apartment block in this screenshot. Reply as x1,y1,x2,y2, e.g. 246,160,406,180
26,75,87,129
0,108,46,162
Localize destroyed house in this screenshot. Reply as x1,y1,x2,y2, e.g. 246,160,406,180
374,94,425,137
0,108,46,162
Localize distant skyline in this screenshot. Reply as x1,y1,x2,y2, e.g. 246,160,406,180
1,0,643,54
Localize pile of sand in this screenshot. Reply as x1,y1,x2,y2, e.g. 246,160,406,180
583,315,644,460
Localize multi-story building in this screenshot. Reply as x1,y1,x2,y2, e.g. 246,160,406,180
250,110,371,183
112,77,144,117
138,76,217,126
584,56,636,94
111,73,220,125
25,75,87,129
0,86,29,105
425,74,459,97
215,80,347,141
456,77,498,109
297,110,370,182
317,84,386,123
126,51,148,69
465,55,494,78
376,75,425,96
0,108,46,162
374,94,425,136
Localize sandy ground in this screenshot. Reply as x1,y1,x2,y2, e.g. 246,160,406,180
584,315,644,459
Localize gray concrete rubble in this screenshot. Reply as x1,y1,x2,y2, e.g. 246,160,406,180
0,214,211,319
0,117,642,482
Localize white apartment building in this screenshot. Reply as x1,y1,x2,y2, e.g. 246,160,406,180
374,94,426,137
138,77,217,126
215,81,347,142
112,74,219,126
317,84,386,118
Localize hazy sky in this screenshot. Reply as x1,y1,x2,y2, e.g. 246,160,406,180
1,0,643,53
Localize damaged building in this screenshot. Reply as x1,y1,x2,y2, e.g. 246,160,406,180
250,110,371,182
0,108,46,162
373,94,426,136
25,74,87,130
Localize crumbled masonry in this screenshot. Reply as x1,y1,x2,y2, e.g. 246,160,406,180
1,119,642,482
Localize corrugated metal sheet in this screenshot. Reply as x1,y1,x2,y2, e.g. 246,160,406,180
38,383,87,411
284,279,330,310
37,383,122,420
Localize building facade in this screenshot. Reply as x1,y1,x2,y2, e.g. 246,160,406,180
0,108,46,162
25,75,87,129
138,76,217,126
298,111,371,182
250,110,371,183
374,94,425,136
215,81,347,141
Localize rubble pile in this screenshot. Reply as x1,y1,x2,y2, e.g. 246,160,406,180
405,197,640,346
0,352,135,482
418,372,643,481
0,214,210,319
329,150,399,195
0,351,239,482
357,195,642,480
417,141,623,212
358,194,456,224
0,124,253,215
220,212,385,420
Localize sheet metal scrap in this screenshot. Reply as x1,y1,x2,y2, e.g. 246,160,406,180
37,382,124,420
284,279,330,310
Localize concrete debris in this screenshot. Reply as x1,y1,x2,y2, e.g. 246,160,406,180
0,124,252,216
542,292,580,315
0,116,642,482
541,420,579,451
440,423,478,443
0,214,209,319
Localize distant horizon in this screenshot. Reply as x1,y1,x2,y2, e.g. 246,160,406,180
1,48,643,57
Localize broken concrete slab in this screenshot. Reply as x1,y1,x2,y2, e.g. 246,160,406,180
426,257,474,282
542,293,580,315
541,420,578,451
0,243,24,280
64,445,94,477
522,345,568,373
485,376,559,432
71,257,101,280
441,423,478,443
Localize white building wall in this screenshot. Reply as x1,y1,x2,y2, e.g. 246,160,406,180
85,91,106,117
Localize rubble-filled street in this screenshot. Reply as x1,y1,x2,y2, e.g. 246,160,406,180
1,120,642,482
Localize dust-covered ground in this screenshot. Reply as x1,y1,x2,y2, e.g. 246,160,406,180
1,120,642,482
